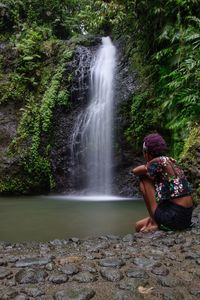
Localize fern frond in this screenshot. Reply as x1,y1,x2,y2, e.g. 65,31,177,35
187,16,200,28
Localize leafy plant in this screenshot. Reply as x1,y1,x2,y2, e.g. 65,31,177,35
112,0,200,157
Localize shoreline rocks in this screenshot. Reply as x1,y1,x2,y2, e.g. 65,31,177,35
0,205,200,299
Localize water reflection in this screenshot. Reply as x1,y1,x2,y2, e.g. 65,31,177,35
47,194,138,201
0,196,147,242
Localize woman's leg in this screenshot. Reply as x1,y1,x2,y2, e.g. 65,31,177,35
139,175,158,218
135,176,158,232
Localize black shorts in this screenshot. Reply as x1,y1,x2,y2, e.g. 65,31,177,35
154,201,193,231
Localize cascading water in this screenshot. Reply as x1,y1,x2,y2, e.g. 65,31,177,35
71,37,116,195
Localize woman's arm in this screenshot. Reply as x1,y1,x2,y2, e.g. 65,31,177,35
132,165,147,176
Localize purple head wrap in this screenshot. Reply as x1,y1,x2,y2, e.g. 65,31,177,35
143,133,167,157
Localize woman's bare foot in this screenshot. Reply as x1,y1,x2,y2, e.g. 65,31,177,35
140,224,158,232
135,217,151,232
140,218,158,232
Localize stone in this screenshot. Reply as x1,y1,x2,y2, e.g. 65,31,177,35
175,237,186,244
4,277,16,287
73,271,96,283
14,295,28,300
157,275,179,287
54,287,95,300
99,258,125,268
121,254,132,260
106,234,120,240
189,267,200,278
189,288,200,296
125,269,149,279
132,257,158,269
177,270,193,282
6,256,18,263
122,234,135,242
0,259,7,266
22,287,45,297
60,263,79,275
0,267,12,279
15,268,47,284
185,252,200,259
102,250,116,257
157,289,183,300
87,242,110,252
196,259,200,265
0,288,18,299
57,256,82,265
85,253,103,260
49,273,68,284
125,247,138,255
38,296,54,300
191,228,200,235
50,239,63,246
112,290,135,300
46,262,54,271
15,257,50,267
69,237,80,243
100,268,123,282
80,263,97,273
161,238,175,247
118,278,148,291
151,267,169,276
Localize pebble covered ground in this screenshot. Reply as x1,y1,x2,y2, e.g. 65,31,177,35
0,206,200,300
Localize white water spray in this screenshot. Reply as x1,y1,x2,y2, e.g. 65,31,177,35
72,37,116,195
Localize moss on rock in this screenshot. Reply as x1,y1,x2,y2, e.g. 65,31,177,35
180,126,200,204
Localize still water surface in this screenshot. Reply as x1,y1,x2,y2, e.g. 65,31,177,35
0,196,147,242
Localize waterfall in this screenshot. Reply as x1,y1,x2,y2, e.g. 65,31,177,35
71,37,116,195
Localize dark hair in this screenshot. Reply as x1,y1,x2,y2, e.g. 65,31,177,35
143,133,168,157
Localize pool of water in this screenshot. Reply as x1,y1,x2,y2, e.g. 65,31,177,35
0,195,147,242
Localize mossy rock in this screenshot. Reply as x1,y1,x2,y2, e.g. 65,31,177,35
180,126,200,204
67,34,101,47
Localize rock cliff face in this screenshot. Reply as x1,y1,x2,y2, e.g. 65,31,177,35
49,39,141,196
113,44,141,196
0,104,21,176
50,44,95,193
181,129,200,203
0,37,143,196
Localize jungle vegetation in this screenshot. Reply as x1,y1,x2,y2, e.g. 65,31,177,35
0,0,199,195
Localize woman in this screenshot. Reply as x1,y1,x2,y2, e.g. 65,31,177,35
132,133,193,232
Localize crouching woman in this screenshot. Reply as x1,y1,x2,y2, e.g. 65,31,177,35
132,133,193,232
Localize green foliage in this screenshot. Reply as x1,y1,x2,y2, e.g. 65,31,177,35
0,157,53,194
180,126,200,161
40,48,72,132
0,0,77,195
6,44,73,194
0,24,56,105
0,34,73,195
2,0,79,38
76,0,125,35
153,14,200,155
0,176,29,195
179,126,200,203
14,24,53,86
40,66,64,132
57,90,70,107
112,0,200,157
125,90,164,149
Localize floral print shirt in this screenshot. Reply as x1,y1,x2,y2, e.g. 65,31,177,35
146,156,192,203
